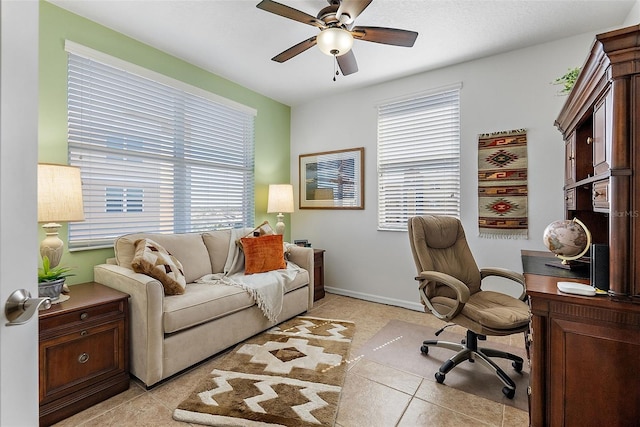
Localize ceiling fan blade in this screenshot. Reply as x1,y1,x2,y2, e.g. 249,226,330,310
351,26,418,47
271,36,317,63
256,0,324,28
336,0,373,25
337,50,358,76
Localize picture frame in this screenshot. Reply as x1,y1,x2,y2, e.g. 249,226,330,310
299,147,364,209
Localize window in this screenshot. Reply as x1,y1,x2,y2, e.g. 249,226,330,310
66,42,256,249
377,84,461,231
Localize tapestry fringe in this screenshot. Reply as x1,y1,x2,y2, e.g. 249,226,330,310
478,128,527,138
479,231,529,240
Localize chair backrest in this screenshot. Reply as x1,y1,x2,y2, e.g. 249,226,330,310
408,215,482,298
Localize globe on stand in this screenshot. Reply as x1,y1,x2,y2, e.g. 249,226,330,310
543,218,592,270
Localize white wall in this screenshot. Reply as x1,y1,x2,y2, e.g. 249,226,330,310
290,30,610,311
624,0,640,25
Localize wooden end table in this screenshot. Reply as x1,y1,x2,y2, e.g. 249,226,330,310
38,282,130,426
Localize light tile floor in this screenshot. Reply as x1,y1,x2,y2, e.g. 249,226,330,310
53,293,529,427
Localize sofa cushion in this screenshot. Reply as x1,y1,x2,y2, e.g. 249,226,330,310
202,229,232,274
115,232,212,283
131,238,187,295
163,269,310,334
202,227,254,274
241,234,287,274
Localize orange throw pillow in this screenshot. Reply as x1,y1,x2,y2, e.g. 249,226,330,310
241,234,286,275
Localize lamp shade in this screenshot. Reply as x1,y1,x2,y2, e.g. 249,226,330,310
267,184,294,214
316,28,354,57
38,163,85,223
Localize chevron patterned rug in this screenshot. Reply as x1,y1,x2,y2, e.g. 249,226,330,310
173,316,355,426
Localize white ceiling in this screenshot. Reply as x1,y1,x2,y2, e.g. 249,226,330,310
48,0,635,106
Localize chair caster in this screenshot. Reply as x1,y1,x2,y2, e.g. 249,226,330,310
435,372,446,384
502,386,515,399
512,360,523,372
420,345,429,355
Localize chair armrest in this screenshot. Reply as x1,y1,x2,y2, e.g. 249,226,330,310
286,245,314,309
415,271,470,321
480,267,526,300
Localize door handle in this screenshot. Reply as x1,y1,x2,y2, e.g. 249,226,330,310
5,289,51,326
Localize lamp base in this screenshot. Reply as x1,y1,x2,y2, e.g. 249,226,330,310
40,222,63,268
275,213,285,235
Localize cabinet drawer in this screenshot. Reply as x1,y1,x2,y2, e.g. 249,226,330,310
39,320,126,403
592,179,609,212
565,188,576,210
39,299,124,332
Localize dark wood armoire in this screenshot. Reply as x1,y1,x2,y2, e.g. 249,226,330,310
525,24,640,426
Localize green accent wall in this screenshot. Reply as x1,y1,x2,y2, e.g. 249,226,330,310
39,1,291,284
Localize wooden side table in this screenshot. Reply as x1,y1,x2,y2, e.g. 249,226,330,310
313,249,326,301
39,282,130,426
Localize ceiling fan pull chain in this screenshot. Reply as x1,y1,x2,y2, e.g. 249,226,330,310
333,53,339,82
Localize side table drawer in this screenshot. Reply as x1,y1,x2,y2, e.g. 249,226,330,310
40,319,126,403
39,299,125,332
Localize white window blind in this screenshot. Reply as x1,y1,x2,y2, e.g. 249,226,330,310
377,85,461,231
66,48,255,250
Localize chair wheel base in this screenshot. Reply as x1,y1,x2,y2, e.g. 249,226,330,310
512,360,523,372
435,372,446,384
420,345,429,355
502,386,515,399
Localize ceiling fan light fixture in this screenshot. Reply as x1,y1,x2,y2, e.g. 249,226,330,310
316,27,353,57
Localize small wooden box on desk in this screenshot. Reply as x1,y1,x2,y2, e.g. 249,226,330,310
39,282,130,426
522,251,640,427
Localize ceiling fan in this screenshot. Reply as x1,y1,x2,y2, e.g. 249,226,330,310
256,0,418,78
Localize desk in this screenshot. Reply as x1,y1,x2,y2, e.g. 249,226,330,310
523,251,640,426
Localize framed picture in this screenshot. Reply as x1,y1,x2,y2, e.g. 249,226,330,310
299,147,364,209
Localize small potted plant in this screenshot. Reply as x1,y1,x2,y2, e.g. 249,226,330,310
553,67,581,95
38,256,75,301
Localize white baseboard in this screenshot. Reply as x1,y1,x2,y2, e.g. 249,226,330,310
324,286,424,312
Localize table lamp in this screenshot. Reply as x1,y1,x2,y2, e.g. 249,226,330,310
38,163,85,268
267,184,294,235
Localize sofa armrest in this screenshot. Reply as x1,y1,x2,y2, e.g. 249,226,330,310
287,245,315,309
94,263,165,386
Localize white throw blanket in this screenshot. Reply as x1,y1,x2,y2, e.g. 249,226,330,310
196,228,301,322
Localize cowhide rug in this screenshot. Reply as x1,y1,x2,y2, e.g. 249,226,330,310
173,316,355,426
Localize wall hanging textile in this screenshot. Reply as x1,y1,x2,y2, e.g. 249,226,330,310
478,129,528,239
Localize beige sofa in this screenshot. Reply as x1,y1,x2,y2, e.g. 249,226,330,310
93,228,314,387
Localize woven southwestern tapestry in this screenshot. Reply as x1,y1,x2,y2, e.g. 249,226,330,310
173,316,355,427
478,129,528,239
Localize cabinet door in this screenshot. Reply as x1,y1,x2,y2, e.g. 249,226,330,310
565,132,576,185
549,316,640,426
39,320,126,403
593,90,612,176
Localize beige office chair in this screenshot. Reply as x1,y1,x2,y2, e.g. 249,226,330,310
408,215,530,398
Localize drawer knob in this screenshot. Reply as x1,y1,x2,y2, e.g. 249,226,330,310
80,330,88,336
78,353,90,364
80,312,89,320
